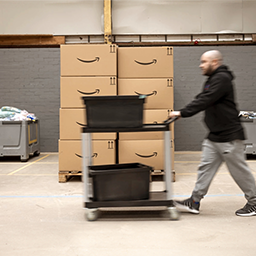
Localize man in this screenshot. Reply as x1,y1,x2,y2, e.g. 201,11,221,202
169,50,256,217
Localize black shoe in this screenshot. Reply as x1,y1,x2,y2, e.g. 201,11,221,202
175,197,200,214
235,203,256,217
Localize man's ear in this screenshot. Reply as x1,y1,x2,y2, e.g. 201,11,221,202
213,58,219,67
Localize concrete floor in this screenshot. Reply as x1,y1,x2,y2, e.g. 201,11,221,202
0,152,256,256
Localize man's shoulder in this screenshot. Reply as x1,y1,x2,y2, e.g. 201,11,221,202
211,66,234,81
211,71,232,83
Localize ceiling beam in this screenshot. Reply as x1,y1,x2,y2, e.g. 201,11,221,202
0,35,65,47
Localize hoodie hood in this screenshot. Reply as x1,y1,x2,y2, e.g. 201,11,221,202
212,65,234,80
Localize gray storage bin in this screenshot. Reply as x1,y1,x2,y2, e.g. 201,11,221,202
240,115,256,154
0,120,40,161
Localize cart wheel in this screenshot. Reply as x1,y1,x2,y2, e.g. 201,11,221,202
34,151,40,156
86,209,99,221
168,207,180,220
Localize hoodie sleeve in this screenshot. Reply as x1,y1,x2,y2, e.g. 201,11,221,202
180,75,229,118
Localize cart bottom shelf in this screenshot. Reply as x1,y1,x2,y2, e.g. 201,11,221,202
84,192,175,208
84,192,180,221
85,199,175,209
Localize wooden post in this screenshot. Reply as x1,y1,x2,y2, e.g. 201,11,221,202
104,0,112,44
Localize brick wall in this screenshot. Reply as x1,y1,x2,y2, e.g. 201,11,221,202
0,46,255,151
173,46,256,150
0,48,60,152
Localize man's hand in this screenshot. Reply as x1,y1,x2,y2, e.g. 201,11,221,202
169,111,181,119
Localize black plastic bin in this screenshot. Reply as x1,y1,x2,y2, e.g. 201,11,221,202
82,95,146,128
89,163,152,201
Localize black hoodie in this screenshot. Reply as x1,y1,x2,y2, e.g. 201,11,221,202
180,65,245,142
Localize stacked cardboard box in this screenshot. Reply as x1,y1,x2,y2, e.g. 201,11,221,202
59,44,117,182
117,47,175,178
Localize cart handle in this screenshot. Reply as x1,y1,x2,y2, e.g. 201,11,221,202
163,116,179,125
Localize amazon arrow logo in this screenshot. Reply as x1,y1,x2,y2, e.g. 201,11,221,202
75,153,98,158
75,153,82,158
77,89,100,95
77,57,100,63
135,152,157,158
134,91,157,97
134,59,157,65
76,121,86,127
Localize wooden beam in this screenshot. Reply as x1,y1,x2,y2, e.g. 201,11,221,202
104,0,112,44
116,41,256,47
253,34,256,43
0,35,65,46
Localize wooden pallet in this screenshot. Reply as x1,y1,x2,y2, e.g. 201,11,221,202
150,170,176,182
58,170,82,183
59,170,175,183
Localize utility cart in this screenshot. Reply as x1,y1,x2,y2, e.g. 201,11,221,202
81,96,179,221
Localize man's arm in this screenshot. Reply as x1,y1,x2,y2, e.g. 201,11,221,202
171,76,228,119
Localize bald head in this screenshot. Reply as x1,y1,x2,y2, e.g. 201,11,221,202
203,50,223,65
199,50,223,76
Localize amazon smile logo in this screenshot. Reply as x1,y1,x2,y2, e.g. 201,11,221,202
77,89,100,95
76,121,86,127
134,59,157,65
77,57,100,63
135,152,157,158
134,91,157,97
75,153,98,158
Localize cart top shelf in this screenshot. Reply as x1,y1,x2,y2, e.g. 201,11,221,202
81,122,174,133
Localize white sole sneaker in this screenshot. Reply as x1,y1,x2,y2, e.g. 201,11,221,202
235,212,256,217
175,201,200,214
235,204,256,217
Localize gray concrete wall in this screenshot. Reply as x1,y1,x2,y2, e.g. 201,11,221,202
0,46,255,152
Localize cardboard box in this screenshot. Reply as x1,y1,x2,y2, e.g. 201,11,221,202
119,109,172,140
61,44,117,76
58,139,116,171
118,47,173,78
118,78,173,109
59,108,116,140
61,76,117,108
119,139,174,171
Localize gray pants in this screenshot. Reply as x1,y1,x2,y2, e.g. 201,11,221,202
192,139,256,205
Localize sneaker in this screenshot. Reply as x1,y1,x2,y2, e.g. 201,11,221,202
175,197,200,214
235,203,256,217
